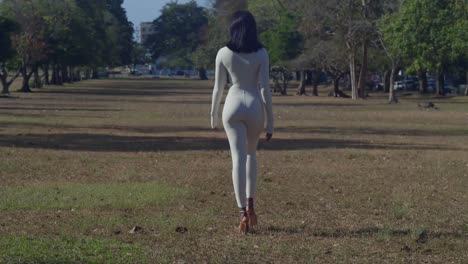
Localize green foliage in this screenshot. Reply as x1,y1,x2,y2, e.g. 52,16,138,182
191,9,228,69
0,0,134,69
1,0,48,67
248,0,280,33
249,0,304,65
0,236,148,263
378,12,404,60
0,16,18,62
0,182,184,210
146,1,208,65
381,0,467,72
106,0,135,66
260,11,304,65
130,41,151,71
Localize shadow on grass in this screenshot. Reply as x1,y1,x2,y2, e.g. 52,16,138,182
262,225,468,239
38,89,210,97
0,106,122,112
276,126,468,137
0,133,461,152
2,118,467,138
311,227,467,239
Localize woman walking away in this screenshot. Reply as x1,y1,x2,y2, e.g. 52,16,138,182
210,10,274,234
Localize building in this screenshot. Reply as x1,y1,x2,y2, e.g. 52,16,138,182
139,22,156,44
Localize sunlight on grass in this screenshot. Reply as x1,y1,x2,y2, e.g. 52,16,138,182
0,235,148,263
0,183,185,210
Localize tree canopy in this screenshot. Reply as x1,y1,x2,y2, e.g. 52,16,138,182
146,1,208,65
0,0,134,93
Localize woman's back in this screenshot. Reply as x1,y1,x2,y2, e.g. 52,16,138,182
217,46,268,91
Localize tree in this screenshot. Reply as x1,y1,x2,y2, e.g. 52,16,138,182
2,0,47,92
0,0,135,91
212,0,247,23
0,15,21,94
146,1,208,79
129,42,150,74
192,0,246,80
250,0,304,95
378,10,405,104
191,9,222,80
105,0,134,66
392,0,467,96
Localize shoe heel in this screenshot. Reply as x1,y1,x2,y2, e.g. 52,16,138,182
249,213,257,226
239,220,248,233
239,212,249,234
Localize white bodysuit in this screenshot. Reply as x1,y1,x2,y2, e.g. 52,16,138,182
211,46,273,209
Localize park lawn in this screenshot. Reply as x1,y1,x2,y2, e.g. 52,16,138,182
0,78,467,263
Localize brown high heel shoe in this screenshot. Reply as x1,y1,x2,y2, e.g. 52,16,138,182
239,210,249,233
247,208,257,226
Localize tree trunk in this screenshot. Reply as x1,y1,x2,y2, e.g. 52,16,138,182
349,50,358,99
306,70,313,85
92,68,98,79
57,65,63,85
51,64,57,84
280,71,288,95
51,64,63,85
417,69,427,94
1,79,8,94
198,67,208,80
85,69,91,80
328,75,349,98
19,66,33,92
273,78,281,93
296,70,306,95
0,73,9,94
68,66,74,83
436,67,445,96
33,66,41,88
383,70,390,93
0,67,21,94
357,41,368,98
76,70,81,82
312,70,319,96
465,71,468,96
61,65,69,83
388,64,398,104
68,66,73,82
281,82,287,95
44,64,50,85
331,77,340,97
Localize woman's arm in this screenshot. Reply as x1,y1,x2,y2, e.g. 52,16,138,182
210,49,228,129
259,49,274,134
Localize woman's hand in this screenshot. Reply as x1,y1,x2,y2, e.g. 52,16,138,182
266,133,273,142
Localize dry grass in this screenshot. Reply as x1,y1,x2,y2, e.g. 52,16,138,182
0,78,467,263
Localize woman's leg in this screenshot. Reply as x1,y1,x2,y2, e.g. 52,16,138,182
224,121,248,209
245,109,263,200
245,124,261,226
246,135,259,199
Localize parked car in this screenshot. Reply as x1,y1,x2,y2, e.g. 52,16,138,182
374,82,384,91
427,78,436,91
393,80,416,90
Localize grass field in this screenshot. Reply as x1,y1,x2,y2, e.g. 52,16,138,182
1,79,467,263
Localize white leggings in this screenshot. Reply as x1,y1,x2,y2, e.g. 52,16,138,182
223,88,264,208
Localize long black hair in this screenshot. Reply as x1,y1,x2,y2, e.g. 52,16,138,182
226,10,263,53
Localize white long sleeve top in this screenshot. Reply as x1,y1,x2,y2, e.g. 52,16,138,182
210,47,274,133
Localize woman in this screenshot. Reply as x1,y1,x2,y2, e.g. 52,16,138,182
210,10,274,233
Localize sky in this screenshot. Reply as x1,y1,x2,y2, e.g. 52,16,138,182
123,0,208,28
